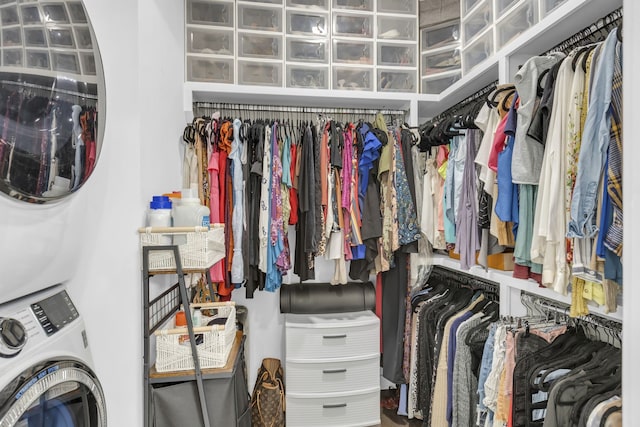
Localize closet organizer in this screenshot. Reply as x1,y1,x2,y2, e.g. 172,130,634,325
179,0,624,423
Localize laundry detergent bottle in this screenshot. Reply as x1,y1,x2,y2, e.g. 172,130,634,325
172,186,210,244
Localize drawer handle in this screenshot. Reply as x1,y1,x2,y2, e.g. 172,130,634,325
323,403,347,409
322,369,347,374
322,334,347,339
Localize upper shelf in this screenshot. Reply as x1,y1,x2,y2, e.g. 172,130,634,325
183,0,622,122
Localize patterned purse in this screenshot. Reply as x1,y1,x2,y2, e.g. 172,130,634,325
250,358,286,427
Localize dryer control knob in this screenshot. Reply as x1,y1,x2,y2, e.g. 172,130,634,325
0,318,27,357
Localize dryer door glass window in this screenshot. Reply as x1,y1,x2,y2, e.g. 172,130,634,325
0,0,106,204
0,361,107,427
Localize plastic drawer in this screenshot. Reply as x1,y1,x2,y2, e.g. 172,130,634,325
378,69,417,92
67,2,88,23
332,39,372,65
377,15,416,41
462,0,483,15
542,0,568,17
496,0,519,18
421,20,460,51
462,29,493,74
332,12,372,38
51,52,79,74
238,32,282,59
286,64,328,89
332,0,373,12
238,60,282,86
80,52,96,75
1,27,20,47
286,313,378,358
377,42,416,67
242,0,282,3
26,50,50,70
287,0,329,9
74,27,93,49
0,6,18,26
237,4,282,32
41,4,69,23
187,56,233,83
462,0,492,45
20,5,41,25
287,38,328,63
187,0,233,27
332,67,373,91
187,27,233,55
286,390,380,427
421,72,461,94
24,28,47,47
377,0,416,15
286,10,328,36
286,356,379,394
2,49,22,67
48,28,75,48
496,0,538,49
421,48,461,77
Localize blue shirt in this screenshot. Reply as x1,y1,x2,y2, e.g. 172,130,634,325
568,29,618,238
495,95,520,236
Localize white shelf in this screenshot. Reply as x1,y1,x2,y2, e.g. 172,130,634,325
430,254,623,323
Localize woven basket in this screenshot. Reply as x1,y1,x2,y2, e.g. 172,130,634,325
154,302,236,372
139,225,225,271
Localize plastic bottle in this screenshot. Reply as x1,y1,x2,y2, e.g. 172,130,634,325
172,186,210,244
192,308,202,327
147,195,172,244
147,196,173,227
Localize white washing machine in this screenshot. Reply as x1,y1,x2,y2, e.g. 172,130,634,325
0,284,106,427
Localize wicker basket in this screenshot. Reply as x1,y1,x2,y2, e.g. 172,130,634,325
154,302,236,372
139,225,225,271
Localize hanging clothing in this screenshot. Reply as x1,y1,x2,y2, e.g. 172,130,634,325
455,129,481,270
568,28,618,238
511,52,565,184
229,118,244,285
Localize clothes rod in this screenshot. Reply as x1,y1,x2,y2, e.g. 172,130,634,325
543,6,622,55
193,102,407,117
520,290,622,327
0,79,98,100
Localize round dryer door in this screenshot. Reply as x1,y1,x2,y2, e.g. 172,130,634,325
0,360,106,427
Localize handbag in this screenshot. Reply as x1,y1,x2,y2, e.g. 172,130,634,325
250,358,285,427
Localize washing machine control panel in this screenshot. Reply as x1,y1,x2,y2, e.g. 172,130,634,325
30,290,79,336
0,318,27,357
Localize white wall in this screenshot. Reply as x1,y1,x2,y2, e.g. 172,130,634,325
65,1,184,426
66,1,143,426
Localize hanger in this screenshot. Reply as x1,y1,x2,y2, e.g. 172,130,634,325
617,22,622,42
487,85,516,108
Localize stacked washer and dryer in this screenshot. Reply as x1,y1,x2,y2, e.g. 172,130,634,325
0,285,107,427
0,1,107,425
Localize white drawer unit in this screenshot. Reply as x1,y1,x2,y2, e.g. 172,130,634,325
285,311,380,427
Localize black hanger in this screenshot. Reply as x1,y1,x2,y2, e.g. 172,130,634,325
500,89,516,112
487,85,515,108
536,68,550,97
617,22,622,42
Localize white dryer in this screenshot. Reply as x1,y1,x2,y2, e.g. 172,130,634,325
0,284,106,427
